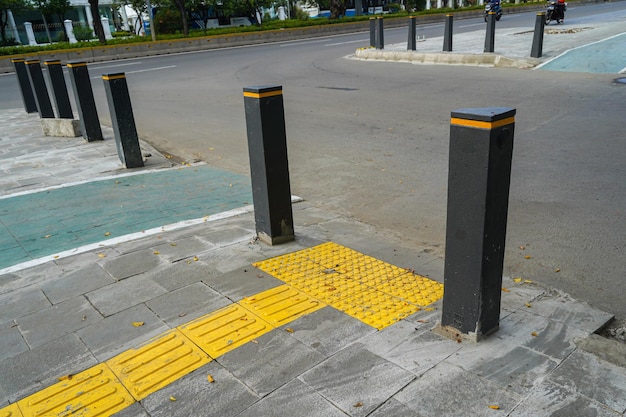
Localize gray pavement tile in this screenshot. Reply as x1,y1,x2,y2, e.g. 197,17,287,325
145,282,231,327
86,274,168,317
368,398,426,417
151,236,215,262
361,320,461,377
235,378,346,417
474,346,560,395
17,296,103,349
292,203,342,226
576,334,626,369
509,380,623,417
0,333,97,403
0,261,64,295
100,249,164,280
394,361,521,417
277,306,376,357
218,329,325,397
202,245,265,274
0,323,28,362
498,309,587,360
500,278,547,313
142,362,259,417
53,247,121,269
39,263,116,304
547,349,626,413
76,303,169,361
529,288,614,333
198,225,255,247
299,344,416,417
0,273,20,288
202,266,283,302
147,259,220,291
0,287,51,323
110,402,150,417
307,217,392,255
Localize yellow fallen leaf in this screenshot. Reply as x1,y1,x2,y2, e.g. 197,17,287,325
525,303,532,308
502,287,510,292
169,396,176,401
524,255,532,259
104,232,110,236
488,405,500,410
425,307,435,312
154,251,160,255
132,321,144,327
513,277,522,283
207,374,215,383
531,331,538,337
193,256,199,261
170,243,177,246
44,235,51,238
285,328,294,333
524,279,533,284
98,253,106,258
57,374,73,381
554,268,560,273
54,255,59,259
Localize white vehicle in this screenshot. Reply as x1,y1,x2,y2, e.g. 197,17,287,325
202,17,252,29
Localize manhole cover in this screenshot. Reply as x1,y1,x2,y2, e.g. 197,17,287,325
614,77,626,85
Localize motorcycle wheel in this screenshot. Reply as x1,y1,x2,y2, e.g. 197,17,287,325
484,15,488,22
496,14,502,20
545,10,552,24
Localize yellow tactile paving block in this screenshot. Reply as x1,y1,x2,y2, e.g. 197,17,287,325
255,242,443,330
17,363,134,417
375,274,444,306
0,403,23,417
178,304,273,358
239,285,325,326
337,289,421,330
253,258,323,283
106,329,211,401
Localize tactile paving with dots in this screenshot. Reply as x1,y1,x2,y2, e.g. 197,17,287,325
253,242,443,330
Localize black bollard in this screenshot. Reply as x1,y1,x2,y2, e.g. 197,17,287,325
44,60,73,119
484,12,496,53
443,14,453,52
11,58,38,113
25,59,54,118
243,85,295,245
67,61,103,142
376,17,384,50
530,12,546,58
370,18,376,47
408,16,416,51
441,107,515,341
103,73,144,168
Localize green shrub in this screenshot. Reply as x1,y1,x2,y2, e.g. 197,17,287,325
73,26,94,41
155,9,182,34
295,8,310,20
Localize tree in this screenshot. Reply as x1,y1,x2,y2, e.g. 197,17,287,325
0,0,29,44
35,0,71,41
88,0,106,43
317,0,348,19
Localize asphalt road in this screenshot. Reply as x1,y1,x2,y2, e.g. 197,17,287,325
1,2,625,323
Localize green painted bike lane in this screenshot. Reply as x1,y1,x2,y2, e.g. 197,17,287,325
538,32,626,73
0,165,252,271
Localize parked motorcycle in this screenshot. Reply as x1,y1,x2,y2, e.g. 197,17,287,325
484,0,502,22
545,0,567,24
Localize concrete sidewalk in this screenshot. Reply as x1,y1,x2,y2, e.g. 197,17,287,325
354,18,626,72
1,104,626,414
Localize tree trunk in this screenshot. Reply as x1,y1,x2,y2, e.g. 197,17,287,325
88,0,106,43
174,0,189,36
